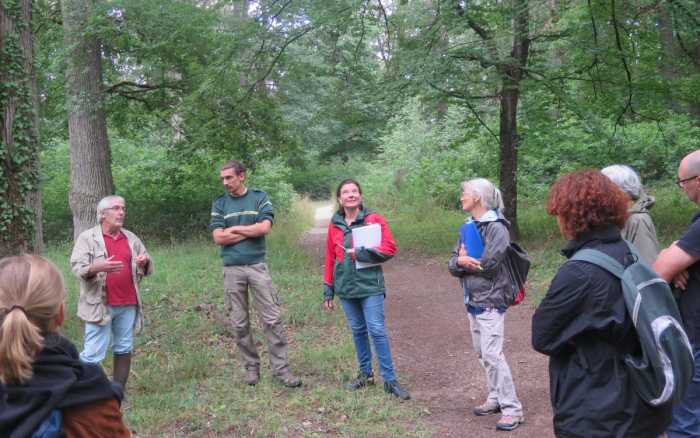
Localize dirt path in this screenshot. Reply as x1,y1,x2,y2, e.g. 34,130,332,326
305,206,554,438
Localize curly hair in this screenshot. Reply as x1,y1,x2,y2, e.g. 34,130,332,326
547,170,629,239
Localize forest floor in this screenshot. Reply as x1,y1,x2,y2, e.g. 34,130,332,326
303,206,555,438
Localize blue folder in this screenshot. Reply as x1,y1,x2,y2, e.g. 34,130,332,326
459,221,484,259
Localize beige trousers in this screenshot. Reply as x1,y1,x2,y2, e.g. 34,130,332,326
468,309,523,418
223,263,290,375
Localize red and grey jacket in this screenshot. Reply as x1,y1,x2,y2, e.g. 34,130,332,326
323,208,397,300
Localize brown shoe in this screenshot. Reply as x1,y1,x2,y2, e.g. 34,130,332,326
473,401,501,416
243,368,259,386
274,370,302,388
496,415,524,431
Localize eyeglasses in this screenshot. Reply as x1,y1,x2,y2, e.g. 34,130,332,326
676,175,698,188
107,206,126,212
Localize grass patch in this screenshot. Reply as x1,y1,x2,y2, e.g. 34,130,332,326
46,202,427,437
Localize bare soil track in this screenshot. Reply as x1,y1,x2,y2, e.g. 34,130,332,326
304,211,554,438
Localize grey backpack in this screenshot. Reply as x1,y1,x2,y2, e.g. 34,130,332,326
572,243,695,406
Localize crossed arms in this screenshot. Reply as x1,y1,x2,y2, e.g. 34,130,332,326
653,243,698,289
212,219,272,246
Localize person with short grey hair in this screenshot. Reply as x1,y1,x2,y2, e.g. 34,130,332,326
96,195,125,223
70,195,153,393
601,165,660,264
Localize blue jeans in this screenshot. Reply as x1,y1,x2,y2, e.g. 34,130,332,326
80,305,137,363
668,346,700,438
340,294,396,382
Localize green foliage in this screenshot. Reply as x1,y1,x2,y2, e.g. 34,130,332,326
519,112,700,198
41,135,300,243
245,158,298,215
376,98,499,208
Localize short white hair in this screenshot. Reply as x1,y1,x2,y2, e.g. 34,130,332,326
601,165,642,200
462,178,505,212
96,195,125,223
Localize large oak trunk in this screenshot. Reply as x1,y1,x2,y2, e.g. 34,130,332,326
62,0,114,239
20,0,43,253
0,0,41,257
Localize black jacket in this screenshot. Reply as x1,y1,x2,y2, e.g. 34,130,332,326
0,332,121,438
532,225,672,438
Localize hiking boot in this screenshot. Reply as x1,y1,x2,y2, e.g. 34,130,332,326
243,368,259,386
496,415,524,431
384,380,410,400
274,370,302,388
473,401,501,416
346,371,375,390
112,353,132,392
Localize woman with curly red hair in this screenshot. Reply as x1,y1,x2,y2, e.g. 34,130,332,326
532,170,672,437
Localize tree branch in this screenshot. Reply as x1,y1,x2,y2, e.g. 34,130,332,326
375,0,392,55
103,81,182,94
587,0,602,98
427,81,499,142
611,0,634,132
241,25,316,101
354,0,370,63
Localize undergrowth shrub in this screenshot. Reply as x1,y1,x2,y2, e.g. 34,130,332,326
41,138,299,243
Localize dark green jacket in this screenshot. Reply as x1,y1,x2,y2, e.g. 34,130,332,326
323,209,397,300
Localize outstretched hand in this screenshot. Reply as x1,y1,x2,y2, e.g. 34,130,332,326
135,254,149,268
91,256,123,274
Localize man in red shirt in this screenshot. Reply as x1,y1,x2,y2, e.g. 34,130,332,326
70,195,153,391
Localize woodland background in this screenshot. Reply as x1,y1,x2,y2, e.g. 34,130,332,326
2,0,700,249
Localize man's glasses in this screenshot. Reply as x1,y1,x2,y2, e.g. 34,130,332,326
107,206,126,212
676,175,698,188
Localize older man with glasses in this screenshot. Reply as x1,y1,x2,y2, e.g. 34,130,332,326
70,195,153,392
654,150,700,438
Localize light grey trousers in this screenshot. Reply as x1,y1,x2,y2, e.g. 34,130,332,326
468,309,523,418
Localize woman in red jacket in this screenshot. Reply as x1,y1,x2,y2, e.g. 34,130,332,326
0,255,130,437
322,178,410,400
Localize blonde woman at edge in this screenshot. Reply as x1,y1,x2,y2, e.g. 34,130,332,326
0,255,130,437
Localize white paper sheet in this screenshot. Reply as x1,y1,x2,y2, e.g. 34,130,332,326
352,223,381,269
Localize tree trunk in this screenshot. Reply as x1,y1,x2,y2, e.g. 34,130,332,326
499,84,520,238
62,0,114,239
0,0,41,257
20,0,43,253
548,0,563,120
657,3,683,113
498,0,529,239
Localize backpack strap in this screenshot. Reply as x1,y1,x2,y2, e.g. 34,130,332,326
570,248,625,278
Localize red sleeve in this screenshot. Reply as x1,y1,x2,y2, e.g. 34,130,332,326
370,213,397,257
324,223,337,286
